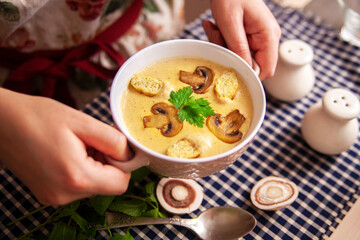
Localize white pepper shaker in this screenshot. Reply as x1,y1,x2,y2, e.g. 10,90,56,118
263,39,315,101
301,88,360,155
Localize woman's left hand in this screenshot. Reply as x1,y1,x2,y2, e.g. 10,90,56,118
204,0,281,80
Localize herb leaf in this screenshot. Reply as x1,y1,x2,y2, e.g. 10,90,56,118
130,167,151,182
109,230,134,240
71,212,88,232
178,105,205,127
108,197,147,217
168,86,215,127
14,168,165,240
144,182,158,207
168,86,193,109
89,195,115,215
53,200,80,221
49,222,76,240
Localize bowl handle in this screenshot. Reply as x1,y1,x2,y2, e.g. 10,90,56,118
105,152,150,173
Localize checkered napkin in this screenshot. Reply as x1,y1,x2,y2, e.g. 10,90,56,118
1,1,359,239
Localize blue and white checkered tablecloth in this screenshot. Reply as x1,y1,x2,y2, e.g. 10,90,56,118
1,1,360,239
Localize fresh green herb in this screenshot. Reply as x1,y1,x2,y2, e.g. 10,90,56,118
109,230,134,240
9,167,166,240
168,86,215,127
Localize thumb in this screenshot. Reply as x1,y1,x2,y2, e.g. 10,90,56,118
86,156,131,195
72,112,133,161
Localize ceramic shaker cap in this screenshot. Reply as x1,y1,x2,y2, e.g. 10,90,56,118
262,39,315,102
279,39,314,66
322,88,360,121
301,88,360,155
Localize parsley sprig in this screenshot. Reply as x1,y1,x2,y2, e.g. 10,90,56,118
8,167,166,240
168,86,215,127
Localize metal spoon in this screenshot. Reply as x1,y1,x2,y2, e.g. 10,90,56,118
99,206,256,240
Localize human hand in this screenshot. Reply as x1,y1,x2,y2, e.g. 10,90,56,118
203,0,281,80
0,89,132,205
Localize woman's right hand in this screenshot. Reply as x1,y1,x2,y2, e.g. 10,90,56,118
0,88,132,205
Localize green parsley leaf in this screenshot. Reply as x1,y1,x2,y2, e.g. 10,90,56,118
168,86,215,127
168,86,193,109
178,105,205,127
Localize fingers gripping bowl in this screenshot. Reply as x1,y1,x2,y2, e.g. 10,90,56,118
109,39,266,178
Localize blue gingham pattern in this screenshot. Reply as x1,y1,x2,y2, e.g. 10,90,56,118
1,1,360,239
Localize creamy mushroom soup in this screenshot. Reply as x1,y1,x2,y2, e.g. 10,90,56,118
121,56,254,158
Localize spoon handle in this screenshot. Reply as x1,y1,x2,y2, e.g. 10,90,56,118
99,212,193,230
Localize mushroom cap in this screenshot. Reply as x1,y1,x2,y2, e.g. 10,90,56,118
206,109,245,143
143,102,183,137
179,66,214,94
250,176,298,211
193,66,214,94
156,178,204,215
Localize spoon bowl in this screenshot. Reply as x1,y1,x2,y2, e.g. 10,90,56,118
102,206,256,240
193,206,257,239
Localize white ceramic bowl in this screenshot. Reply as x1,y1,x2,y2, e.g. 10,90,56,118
109,39,266,178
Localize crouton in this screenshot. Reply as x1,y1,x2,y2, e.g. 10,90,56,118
130,75,164,96
214,70,239,100
166,138,201,159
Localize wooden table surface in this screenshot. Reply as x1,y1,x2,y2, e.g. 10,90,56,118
329,197,360,239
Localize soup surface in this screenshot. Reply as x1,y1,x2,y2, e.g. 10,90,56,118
121,56,253,158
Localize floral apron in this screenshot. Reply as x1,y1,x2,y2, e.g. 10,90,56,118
0,0,184,107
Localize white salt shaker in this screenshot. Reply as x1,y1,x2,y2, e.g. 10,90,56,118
301,88,360,155
263,39,315,101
